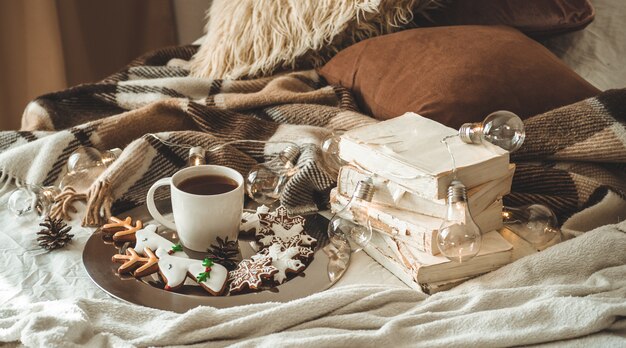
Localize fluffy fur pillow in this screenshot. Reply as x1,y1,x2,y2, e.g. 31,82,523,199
189,0,445,79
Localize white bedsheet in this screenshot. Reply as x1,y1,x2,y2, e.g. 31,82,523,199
0,201,405,307
1,190,626,347
1,209,625,347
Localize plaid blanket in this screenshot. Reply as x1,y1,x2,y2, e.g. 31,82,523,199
508,89,626,221
0,46,624,226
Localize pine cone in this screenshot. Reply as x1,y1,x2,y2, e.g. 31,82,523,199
207,237,240,271
37,216,74,250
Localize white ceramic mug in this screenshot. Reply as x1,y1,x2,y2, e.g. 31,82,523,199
146,165,244,251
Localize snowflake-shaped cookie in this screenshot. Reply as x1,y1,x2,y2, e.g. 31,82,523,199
228,256,278,294
269,235,314,261
240,206,271,233
253,243,306,284
255,206,316,247
259,206,305,230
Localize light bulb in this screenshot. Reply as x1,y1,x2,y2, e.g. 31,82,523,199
502,204,562,250
437,180,482,263
246,145,300,206
7,185,60,219
328,178,374,252
459,110,525,152
66,146,121,173
60,147,122,191
320,130,345,177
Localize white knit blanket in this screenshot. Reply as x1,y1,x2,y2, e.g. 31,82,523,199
2,216,626,347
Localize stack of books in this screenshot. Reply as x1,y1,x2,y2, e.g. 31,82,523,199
330,113,516,293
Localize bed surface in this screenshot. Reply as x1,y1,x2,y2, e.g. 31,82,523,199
1,195,625,346
1,0,626,346
542,0,626,91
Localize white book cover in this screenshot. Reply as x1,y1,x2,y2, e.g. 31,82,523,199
364,231,474,293
382,231,513,284
339,113,510,200
330,189,503,255
338,164,515,219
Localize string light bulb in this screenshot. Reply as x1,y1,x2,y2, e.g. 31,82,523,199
187,146,206,166
66,147,122,173
320,130,345,177
61,147,123,191
246,145,300,206
437,180,482,263
7,185,60,219
6,146,122,219
458,110,525,152
328,178,375,252
502,204,562,250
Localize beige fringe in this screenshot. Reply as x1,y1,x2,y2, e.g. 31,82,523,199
50,186,87,221
189,0,447,80
83,180,114,227
0,169,14,196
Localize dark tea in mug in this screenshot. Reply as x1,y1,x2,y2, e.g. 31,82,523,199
176,175,238,195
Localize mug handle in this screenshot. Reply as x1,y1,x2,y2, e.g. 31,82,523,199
146,177,177,230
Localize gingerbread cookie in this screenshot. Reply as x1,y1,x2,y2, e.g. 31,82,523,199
112,247,159,278
253,243,306,284
271,235,314,262
228,256,278,294
155,248,228,296
134,224,187,258
240,205,270,233
255,206,316,247
102,216,143,242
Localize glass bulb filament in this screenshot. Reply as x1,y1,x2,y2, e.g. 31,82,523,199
7,185,59,219
458,110,525,152
328,217,372,251
437,181,482,263
246,164,291,206
320,130,345,177
437,221,482,263
327,180,375,253
66,146,121,173
4,146,120,219
61,146,122,191
502,204,562,250
328,210,372,253
245,145,300,206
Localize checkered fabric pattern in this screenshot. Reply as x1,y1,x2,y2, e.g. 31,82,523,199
0,45,624,226
509,89,626,221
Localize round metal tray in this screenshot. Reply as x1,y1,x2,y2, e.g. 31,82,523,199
83,202,350,313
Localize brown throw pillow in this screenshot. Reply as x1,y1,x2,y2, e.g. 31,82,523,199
319,25,600,128
423,0,595,37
